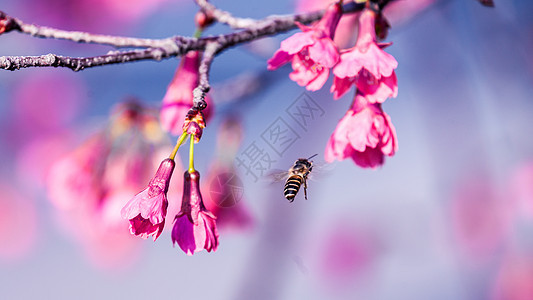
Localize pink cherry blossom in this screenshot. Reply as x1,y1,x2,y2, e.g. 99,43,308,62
267,2,342,91
172,170,219,255
331,8,398,102
325,92,398,168
121,158,175,241
160,51,213,135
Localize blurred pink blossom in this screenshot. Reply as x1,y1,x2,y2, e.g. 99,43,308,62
11,71,87,137
307,218,381,293
18,0,182,33
450,175,512,261
325,92,398,168
331,8,398,102
0,183,38,262
267,2,342,91
491,253,533,300
509,161,533,218
54,191,143,271
160,51,213,136
47,133,110,210
15,131,74,189
203,116,253,232
46,101,175,269
172,171,219,255
204,164,253,232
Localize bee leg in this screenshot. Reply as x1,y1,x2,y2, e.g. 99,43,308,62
303,180,308,200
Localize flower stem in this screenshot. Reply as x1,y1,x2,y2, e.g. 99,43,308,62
193,28,203,39
169,132,188,160
188,134,195,173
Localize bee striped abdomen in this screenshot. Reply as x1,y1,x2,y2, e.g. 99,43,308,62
284,175,303,202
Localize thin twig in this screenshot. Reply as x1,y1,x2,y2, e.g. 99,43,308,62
194,0,257,29
192,42,220,111
0,11,180,48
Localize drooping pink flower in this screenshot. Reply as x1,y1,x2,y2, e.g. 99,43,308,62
121,158,175,241
267,2,342,91
160,51,213,135
331,8,398,102
325,92,398,168
172,170,219,255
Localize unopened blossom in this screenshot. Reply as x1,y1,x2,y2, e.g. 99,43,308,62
267,2,342,91
160,51,212,135
182,109,206,143
325,92,398,168
121,158,175,241
331,8,398,102
172,170,219,255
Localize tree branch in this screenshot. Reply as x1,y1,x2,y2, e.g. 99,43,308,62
0,2,367,72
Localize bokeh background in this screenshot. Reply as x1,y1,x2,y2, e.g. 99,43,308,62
1,0,533,299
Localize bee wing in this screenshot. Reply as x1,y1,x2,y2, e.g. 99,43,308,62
307,161,335,181
266,169,290,183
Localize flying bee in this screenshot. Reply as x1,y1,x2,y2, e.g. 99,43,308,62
272,154,316,203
